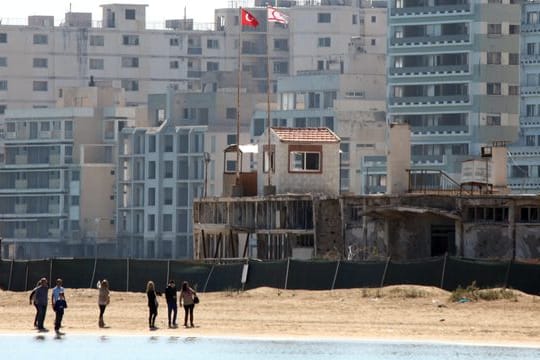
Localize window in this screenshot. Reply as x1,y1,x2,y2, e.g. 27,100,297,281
371,39,376,46
274,39,288,51
0,33,6,43
170,38,179,46
148,188,155,206
526,135,536,146
487,52,501,65
508,85,519,96
33,34,48,44
125,9,136,20
90,35,104,46
163,214,172,232
487,24,502,35
71,196,79,206
294,117,306,127
206,61,219,71
520,207,540,223
207,39,219,49
32,58,48,68
170,60,179,69
371,16,376,23
164,187,173,205
352,15,357,25
89,58,104,70
289,150,321,172
0,57,6,67
164,161,173,178
308,92,320,108
486,114,501,126
227,134,236,145
318,13,331,23
33,81,48,92
164,135,173,152
121,57,139,68
122,35,139,46
226,108,237,120
148,135,156,152
0,105,5,114
318,37,331,47
121,79,139,91
509,24,519,34
226,160,236,172
148,161,156,179
526,104,536,116
528,43,536,55
148,214,155,231
466,207,508,222
509,53,519,65
273,61,288,74
487,83,501,95
317,60,324,70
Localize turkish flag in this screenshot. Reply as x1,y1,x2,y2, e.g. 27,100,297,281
241,8,259,27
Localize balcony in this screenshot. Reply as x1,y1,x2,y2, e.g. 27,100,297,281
389,95,469,106
390,64,469,76
49,178,61,188
412,155,446,165
15,179,27,189
187,47,202,55
391,34,469,47
520,54,540,64
48,204,60,214
187,70,202,78
15,154,28,164
15,204,27,214
521,23,540,33
39,131,51,139
391,4,471,17
520,116,540,127
411,125,469,135
14,229,27,238
508,146,540,157
520,86,540,96
48,228,60,238
49,154,60,165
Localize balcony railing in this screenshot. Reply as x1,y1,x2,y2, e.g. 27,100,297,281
391,4,471,17
410,125,469,135
390,95,469,106
187,47,202,55
411,155,446,165
391,34,469,46
390,64,469,76
521,23,540,33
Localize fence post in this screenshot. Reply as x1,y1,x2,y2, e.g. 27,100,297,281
7,259,14,291
331,259,340,290
25,261,29,291
504,258,513,289
380,256,391,288
440,253,448,290
49,258,53,284
166,260,170,284
203,264,215,293
284,258,290,290
126,258,130,292
90,257,98,288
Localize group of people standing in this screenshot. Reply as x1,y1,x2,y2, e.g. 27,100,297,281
29,278,67,334
146,280,197,330
29,277,198,333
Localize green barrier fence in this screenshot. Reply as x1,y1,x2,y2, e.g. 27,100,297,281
1,257,539,295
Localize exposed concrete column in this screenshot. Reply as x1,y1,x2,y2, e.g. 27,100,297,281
491,145,508,191
386,123,411,195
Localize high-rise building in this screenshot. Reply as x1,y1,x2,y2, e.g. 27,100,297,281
387,0,520,183
508,1,540,192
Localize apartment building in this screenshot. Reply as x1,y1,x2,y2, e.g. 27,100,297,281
0,85,146,259
508,1,540,192
387,0,520,183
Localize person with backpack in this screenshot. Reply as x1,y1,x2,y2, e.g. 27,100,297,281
179,281,197,328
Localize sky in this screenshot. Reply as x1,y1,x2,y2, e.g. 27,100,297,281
0,0,241,25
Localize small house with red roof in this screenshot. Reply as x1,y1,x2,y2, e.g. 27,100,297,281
258,127,341,196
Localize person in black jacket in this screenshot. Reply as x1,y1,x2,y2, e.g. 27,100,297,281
146,281,159,330
165,280,178,328
53,292,67,335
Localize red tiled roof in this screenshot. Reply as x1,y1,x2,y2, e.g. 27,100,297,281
271,127,340,143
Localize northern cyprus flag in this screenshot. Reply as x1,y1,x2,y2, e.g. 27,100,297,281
267,6,289,24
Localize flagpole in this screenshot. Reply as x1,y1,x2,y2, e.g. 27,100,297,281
236,7,242,186
266,6,272,188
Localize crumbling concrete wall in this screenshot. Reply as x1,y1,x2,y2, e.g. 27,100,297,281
315,199,343,258
462,224,512,259
515,226,540,259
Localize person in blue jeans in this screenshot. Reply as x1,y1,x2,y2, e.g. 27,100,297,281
54,292,68,335
165,280,178,328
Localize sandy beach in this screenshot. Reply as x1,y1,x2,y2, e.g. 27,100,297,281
1,285,539,346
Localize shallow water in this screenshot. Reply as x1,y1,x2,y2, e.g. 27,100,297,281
1,335,539,359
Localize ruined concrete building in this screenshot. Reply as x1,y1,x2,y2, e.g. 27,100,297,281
193,126,540,262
